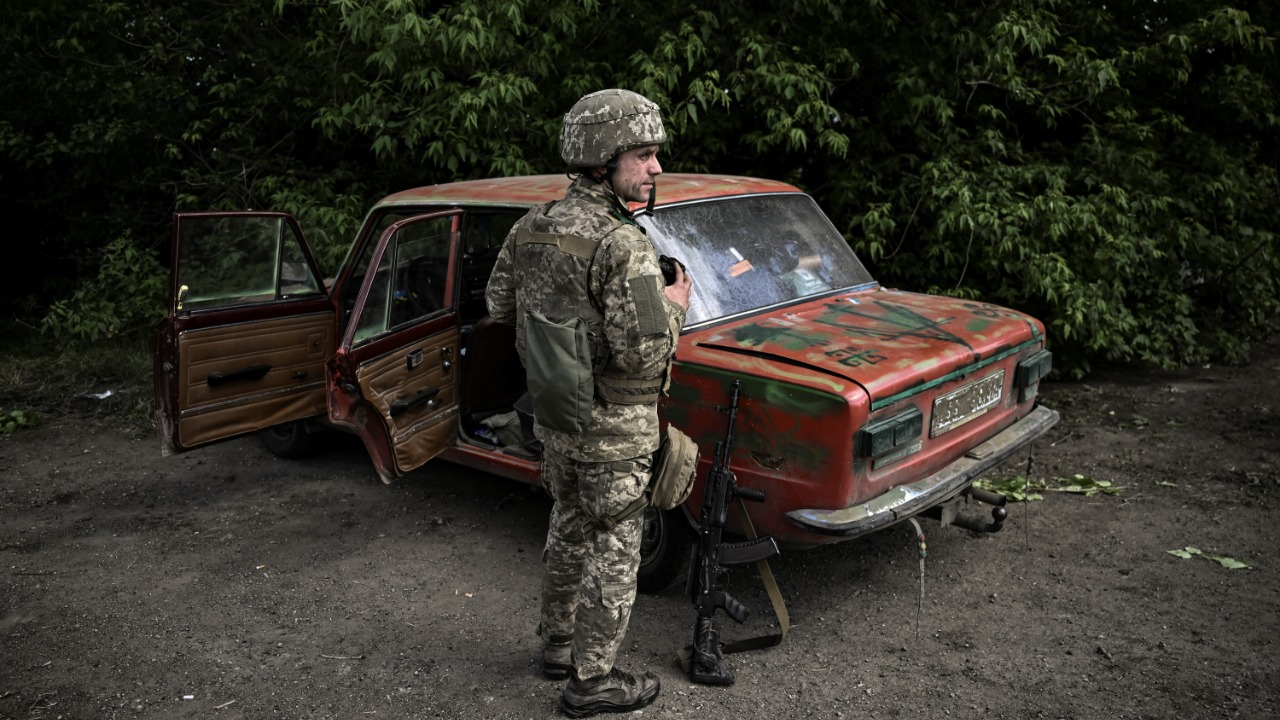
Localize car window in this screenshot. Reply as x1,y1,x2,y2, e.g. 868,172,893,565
640,194,874,325
176,215,323,311
343,209,441,334
345,210,426,293
352,214,455,345
345,208,521,326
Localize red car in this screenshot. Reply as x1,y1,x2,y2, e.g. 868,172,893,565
153,174,1058,590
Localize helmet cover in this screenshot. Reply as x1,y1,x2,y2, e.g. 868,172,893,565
560,89,666,168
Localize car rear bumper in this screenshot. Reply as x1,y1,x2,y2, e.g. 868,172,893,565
785,405,1060,537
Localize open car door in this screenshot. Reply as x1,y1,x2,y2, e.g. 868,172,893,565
326,211,464,482
154,212,334,455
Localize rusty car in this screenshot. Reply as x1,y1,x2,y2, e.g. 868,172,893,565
153,174,1059,590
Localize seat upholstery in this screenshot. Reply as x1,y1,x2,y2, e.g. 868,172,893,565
466,315,526,417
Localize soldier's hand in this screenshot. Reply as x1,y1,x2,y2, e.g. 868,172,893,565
663,262,691,311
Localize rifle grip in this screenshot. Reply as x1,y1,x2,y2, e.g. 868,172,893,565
736,486,766,502
718,590,750,624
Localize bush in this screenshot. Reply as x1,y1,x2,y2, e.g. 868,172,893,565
41,233,166,342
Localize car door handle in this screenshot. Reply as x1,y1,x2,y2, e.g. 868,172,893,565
389,387,440,417
206,363,271,388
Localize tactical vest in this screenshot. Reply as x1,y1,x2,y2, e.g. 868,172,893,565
512,207,665,409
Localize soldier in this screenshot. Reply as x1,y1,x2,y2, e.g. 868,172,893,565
485,89,691,717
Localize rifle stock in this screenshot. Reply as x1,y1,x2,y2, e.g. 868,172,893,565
685,380,780,686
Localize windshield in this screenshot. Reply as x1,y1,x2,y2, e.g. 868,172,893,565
640,193,875,325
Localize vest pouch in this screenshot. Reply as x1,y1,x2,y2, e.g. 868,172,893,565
523,310,594,433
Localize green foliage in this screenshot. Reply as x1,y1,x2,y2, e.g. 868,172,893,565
1053,473,1123,497
1167,546,1250,569
0,408,39,434
976,472,1123,500
41,233,166,341
0,329,154,430
975,474,1047,502
2,0,1276,375
835,1,1279,376
254,178,369,276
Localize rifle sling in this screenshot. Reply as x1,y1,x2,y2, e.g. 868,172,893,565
720,497,789,653
677,498,790,672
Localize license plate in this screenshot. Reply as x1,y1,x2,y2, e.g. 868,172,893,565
930,370,1005,437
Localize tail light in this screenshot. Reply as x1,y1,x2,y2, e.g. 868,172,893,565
1015,349,1053,402
856,407,923,469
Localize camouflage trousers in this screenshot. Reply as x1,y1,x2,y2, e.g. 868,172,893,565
539,447,651,680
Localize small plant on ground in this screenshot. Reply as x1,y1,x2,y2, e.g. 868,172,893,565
976,473,1126,501
974,475,1048,502
1,327,151,430
1053,473,1123,496
1167,546,1250,569
1,408,39,434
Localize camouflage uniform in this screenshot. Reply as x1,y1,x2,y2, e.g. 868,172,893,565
486,173,686,680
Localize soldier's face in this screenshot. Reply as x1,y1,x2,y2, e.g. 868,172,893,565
606,144,662,204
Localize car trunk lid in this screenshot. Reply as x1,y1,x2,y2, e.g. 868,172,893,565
690,287,1043,404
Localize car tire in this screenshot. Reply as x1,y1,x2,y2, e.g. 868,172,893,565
260,420,324,459
638,506,693,593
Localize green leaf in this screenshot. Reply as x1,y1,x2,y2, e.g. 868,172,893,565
1053,474,1123,496
974,475,1046,502
1167,546,1248,569
0,409,39,434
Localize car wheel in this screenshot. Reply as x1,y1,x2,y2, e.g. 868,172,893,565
638,506,693,593
260,420,323,459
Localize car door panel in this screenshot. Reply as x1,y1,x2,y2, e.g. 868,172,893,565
327,211,464,480
354,326,459,473
175,313,332,448
154,212,333,455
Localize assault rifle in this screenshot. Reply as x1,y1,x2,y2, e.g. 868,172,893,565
685,380,780,685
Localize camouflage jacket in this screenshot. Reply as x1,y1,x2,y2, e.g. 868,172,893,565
485,176,686,462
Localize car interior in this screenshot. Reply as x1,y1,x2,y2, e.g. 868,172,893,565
453,211,537,457
335,208,540,460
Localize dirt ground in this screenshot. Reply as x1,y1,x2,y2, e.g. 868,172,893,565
2,335,1278,720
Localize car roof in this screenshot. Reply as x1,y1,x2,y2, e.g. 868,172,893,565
374,173,802,211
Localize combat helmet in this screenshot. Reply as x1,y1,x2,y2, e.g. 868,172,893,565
561,89,666,169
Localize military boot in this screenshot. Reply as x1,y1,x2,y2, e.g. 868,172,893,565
560,667,660,718
542,639,572,680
